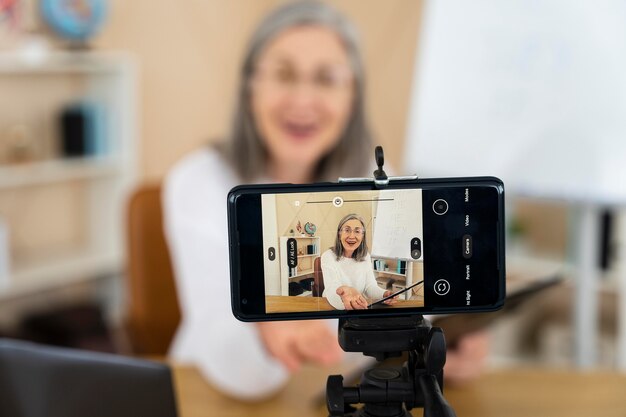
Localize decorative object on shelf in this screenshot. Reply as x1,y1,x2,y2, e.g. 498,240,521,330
40,0,108,46
1,123,38,164
304,222,317,237
296,220,303,235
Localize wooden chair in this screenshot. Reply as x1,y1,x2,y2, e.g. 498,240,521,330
312,256,324,297
126,184,181,356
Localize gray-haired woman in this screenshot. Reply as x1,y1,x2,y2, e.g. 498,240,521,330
163,1,373,400
321,213,398,310
164,0,489,401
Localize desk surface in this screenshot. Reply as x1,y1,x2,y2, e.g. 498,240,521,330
265,295,424,313
172,365,626,417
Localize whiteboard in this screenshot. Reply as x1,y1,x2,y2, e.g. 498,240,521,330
404,0,626,204
371,190,423,260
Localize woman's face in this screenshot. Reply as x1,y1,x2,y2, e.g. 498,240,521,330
251,25,354,174
339,218,364,254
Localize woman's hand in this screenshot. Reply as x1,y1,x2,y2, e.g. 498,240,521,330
382,290,399,305
257,320,343,373
336,286,368,310
444,330,490,386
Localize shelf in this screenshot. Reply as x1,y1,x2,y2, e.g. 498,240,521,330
0,157,124,189
288,270,314,279
1,250,122,300
297,253,320,258
0,50,135,75
376,275,406,282
374,270,407,277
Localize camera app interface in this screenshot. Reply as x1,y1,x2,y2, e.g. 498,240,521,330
421,186,500,310
261,189,426,313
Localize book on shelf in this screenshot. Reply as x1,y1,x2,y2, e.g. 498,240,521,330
397,260,406,274
306,243,319,255
59,101,108,158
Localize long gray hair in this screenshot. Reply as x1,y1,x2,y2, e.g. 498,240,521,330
220,1,373,182
333,213,369,261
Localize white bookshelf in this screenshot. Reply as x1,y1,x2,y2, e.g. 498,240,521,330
0,50,138,306
372,257,417,301
279,236,320,296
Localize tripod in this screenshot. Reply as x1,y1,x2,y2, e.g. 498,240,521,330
326,316,457,417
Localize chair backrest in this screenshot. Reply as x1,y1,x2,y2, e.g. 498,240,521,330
126,184,181,355
0,338,178,417
313,256,324,297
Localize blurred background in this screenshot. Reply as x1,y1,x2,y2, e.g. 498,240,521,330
0,0,624,373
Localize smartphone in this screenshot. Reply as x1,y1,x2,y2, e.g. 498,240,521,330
228,177,505,321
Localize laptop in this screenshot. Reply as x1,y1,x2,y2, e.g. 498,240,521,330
0,339,178,417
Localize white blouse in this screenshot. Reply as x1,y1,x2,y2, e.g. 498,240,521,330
321,249,387,310
163,148,290,399
163,148,374,399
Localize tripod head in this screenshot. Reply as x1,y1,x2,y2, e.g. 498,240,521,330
326,316,457,417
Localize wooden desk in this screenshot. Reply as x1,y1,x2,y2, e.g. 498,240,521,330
173,365,626,417
265,295,424,313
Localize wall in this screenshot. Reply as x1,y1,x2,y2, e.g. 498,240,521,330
94,0,423,181
275,191,375,255
0,0,424,328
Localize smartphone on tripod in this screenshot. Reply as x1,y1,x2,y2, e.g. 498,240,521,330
228,176,505,321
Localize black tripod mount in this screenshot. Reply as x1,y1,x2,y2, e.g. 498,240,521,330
326,316,457,417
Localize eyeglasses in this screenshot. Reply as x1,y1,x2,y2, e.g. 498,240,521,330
252,62,353,100
340,226,364,236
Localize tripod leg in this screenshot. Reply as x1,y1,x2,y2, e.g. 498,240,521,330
418,374,457,417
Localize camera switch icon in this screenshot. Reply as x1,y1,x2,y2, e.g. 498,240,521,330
434,279,450,296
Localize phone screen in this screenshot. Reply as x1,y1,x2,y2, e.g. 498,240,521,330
249,184,502,315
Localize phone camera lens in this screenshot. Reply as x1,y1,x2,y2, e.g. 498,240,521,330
432,199,448,215
242,298,248,305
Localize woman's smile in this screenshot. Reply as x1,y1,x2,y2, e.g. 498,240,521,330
281,119,320,141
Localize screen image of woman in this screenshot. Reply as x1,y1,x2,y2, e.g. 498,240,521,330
321,213,398,310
